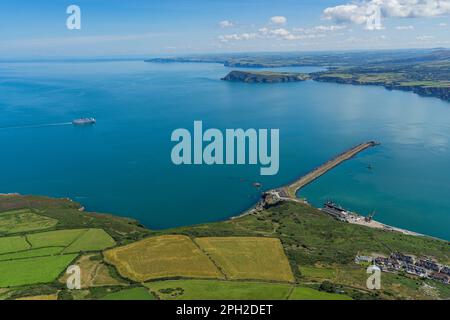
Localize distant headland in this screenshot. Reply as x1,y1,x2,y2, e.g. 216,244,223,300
147,49,450,102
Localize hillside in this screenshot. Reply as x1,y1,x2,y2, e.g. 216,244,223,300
221,70,310,83
148,49,450,101
0,194,449,300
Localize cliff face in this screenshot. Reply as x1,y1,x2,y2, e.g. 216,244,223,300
313,76,450,102
221,70,450,101
387,84,450,101
221,70,310,83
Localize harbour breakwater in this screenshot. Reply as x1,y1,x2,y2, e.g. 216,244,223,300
283,141,379,198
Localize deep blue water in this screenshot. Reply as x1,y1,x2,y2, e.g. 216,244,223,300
0,61,449,240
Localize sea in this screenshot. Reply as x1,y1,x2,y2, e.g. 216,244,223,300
0,60,449,240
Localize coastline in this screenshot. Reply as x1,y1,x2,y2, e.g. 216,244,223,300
233,195,428,239
1,189,435,241
232,141,438,240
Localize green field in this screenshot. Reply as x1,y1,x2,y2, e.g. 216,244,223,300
299,265,337,281
0,228,116,288
0,254,77,287
0,236,30,254
63,229,116,253
0,210,57,235
0,247,64,261
27,229,86,248
146,279,351,300
26,228,115,253
101,287,155,300
146,280,293,300
289,287,352,300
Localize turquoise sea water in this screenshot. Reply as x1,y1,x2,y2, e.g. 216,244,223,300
0,61,449,240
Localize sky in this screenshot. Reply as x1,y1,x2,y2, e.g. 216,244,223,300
0,0,449,57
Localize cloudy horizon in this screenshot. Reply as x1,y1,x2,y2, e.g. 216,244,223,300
0,0,449,57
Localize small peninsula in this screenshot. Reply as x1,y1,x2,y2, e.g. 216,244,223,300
221,70,310,83
149,49,450,101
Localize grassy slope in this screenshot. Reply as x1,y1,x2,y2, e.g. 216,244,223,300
0,247,64,261
0,236,30,254
289,287,351,300
0,209,57,234
101,287,155,300
0,196,138,293
1,195,449,300
147,280,293,300
0,254,77,287
0,195,150,244
156,201,450,299
146,279,351,300
63,229,116,253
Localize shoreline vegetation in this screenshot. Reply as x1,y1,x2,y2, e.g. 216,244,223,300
221,70,450,102
221,70,310,83
1,192,449,300
147,48,450,102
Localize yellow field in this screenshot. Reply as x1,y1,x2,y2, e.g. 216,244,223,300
104,235,224,282
195,237,295,283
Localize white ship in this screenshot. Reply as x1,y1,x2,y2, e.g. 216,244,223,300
72,118,96,125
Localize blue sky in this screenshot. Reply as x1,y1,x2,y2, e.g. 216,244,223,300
0,0,449,57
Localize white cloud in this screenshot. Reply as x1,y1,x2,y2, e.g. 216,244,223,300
219,33,257,42
283,34,303,41
314,25,348,32
220,28,293,42
416,35,435,41
323,0,450,28
439,22,448,26
219,16,352,45
269,28,291,36
396,25,414,29
219,20,349,44
219,20,234,28
270,16,287,25
294,25,348,33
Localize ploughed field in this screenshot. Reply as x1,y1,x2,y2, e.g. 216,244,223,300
0,195,449,300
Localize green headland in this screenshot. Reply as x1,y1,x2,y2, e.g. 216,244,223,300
0,193,448,300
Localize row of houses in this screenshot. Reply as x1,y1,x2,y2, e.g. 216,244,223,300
355,253,450,285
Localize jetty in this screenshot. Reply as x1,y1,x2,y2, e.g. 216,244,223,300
283,141,379,198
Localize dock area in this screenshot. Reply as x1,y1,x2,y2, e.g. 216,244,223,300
247,141,433,238
283,141,379,198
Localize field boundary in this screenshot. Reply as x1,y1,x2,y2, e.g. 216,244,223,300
191,237,228,280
